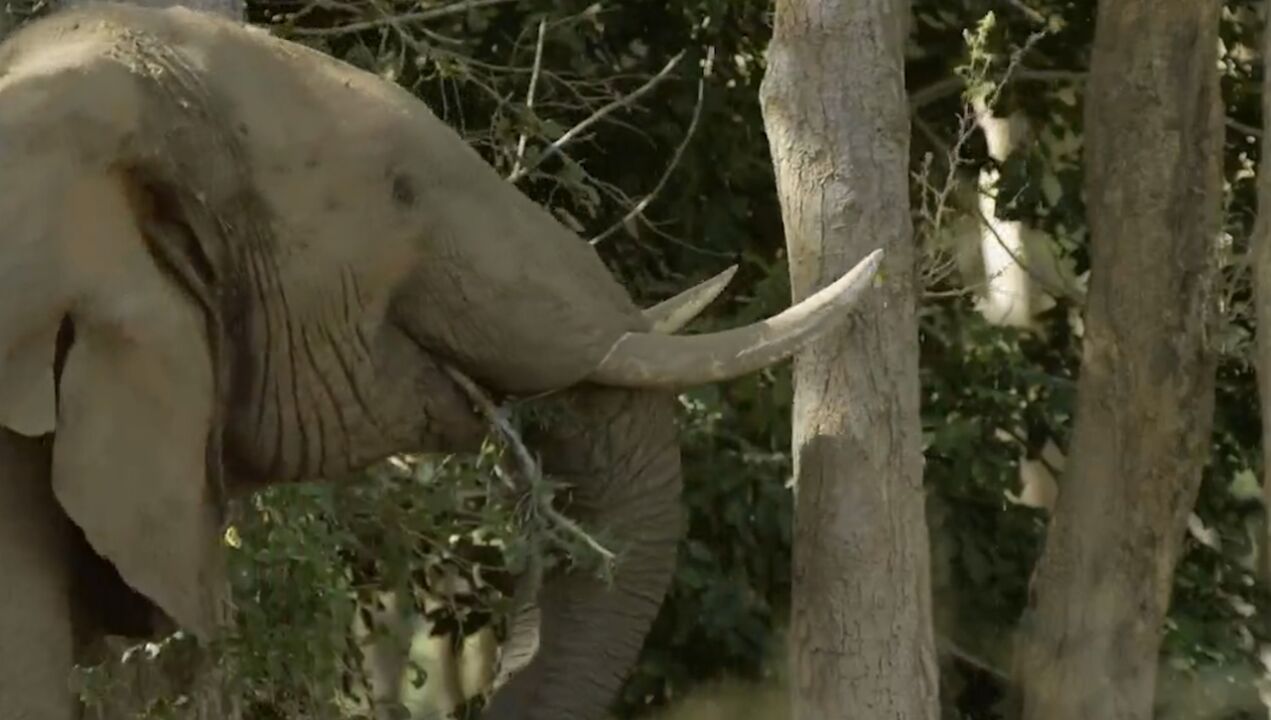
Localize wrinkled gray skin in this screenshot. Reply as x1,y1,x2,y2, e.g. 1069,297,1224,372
0,5,879,719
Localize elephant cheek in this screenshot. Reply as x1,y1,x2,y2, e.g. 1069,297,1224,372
484,387,684,720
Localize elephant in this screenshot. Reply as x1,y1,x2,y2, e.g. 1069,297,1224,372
0,4,883,719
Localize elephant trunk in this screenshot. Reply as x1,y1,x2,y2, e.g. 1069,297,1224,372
482,387,683,720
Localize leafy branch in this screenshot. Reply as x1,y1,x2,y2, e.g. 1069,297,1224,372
441,365,617,579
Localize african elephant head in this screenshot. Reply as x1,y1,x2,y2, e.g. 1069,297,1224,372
0,4,882,719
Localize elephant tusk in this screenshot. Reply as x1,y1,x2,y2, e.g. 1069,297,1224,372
641,265,738,333
589,248,884,388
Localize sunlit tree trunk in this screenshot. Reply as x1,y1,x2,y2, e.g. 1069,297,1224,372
1011,1,1222,719
759,1,939,718
971,97,1033,329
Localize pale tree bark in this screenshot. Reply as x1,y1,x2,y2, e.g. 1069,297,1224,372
971,98,1034,329
1011,1,1223,719
758,1,939,719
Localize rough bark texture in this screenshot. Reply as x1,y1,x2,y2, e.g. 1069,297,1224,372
1012,2,1222,719
758,1,940,718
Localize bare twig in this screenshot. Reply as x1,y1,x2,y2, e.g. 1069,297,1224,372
1006,0,1048,25
510,18,548,180
289,0,520,37
913,67,1258,143
1229,117,1263,139
936,634,1010,682
910,68,1082,111
590,48,713,246
1015,68,1085,83
971,193,1083,305
440,365,616,566
909,76,964,111
508,51,686,183
911,28,1047,297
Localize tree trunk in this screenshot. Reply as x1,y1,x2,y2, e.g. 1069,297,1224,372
971,97,1034,329
758,2,940,719
1011,2,1222,719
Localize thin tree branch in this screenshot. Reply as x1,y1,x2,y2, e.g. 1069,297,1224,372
910,68,1083,111
936,634,1009,682
289,0,520,37
1005,0,1047,25
912,68,1258,140
1229,117,1263,139
590,48,712,247
508,51,686,183
1016,68,1085,83
509,18,547,180
972,193,1083,306
909,76,964,110
441,365,615,566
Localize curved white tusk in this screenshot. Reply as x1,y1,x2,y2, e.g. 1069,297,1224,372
642,265,738,333
589,248,884,388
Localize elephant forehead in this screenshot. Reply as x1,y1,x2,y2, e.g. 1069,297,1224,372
150,22,425,254
163,10,646,390
397,177,646,393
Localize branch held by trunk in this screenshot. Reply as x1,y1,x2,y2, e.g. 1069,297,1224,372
441,364,616,574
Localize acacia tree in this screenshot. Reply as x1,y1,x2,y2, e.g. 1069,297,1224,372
759,1,940,718
1011,1,1223,718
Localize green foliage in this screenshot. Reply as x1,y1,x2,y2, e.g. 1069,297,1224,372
223,452,523,717
921,302,1065,671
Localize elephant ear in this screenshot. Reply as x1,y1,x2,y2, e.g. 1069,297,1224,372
0,153,75,438
0,324,57,437
47,173,227,640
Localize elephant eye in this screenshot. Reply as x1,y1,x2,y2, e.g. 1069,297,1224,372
391,174,417,209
